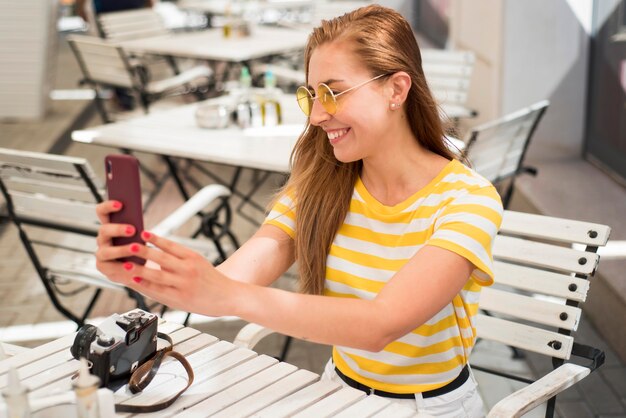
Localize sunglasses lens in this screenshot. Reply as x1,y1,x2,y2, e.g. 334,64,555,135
296,86,313,116
317,84,337,114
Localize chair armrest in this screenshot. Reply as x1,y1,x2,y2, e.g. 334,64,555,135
151,184,230,236
145,65,213,95
233,323,277,350
487,363,590,418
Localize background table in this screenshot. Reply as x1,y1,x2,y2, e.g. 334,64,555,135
0,315,418,417
73,93,303,174
118,26,309,64
178,0,314,17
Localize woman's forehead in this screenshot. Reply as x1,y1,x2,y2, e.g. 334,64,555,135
308,41,366,83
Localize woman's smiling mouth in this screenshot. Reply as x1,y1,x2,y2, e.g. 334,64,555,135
327,128,350,144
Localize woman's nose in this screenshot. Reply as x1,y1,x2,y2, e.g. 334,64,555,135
308,99,331,126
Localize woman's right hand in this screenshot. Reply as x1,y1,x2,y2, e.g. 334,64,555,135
94,200,139,286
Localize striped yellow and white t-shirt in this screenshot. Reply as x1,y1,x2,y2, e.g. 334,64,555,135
265,159,503,394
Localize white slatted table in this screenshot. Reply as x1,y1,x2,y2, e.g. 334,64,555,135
0,318,418,417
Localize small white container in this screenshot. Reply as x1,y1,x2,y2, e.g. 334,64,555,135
195,103,231,129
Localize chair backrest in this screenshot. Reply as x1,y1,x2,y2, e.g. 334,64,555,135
475,210,610,372
464,100,548,184
0,147,103,234
422,49,475,109
0,147,151,326
67,34,138,90
97,8,169,41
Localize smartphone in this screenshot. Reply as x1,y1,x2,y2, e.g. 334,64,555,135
105,154,145,265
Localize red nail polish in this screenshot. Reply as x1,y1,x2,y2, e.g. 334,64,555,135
130,244,140,253
132,277,142,284
126,226,135,235
141,231,152,240
123,262,133,271
112,201,122,209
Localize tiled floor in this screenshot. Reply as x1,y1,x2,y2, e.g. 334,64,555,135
1,32,625,418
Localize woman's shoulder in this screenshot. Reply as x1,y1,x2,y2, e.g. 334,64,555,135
436,160,503,208
439,160,494,191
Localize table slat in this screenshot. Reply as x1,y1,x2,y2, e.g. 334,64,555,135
253,379,342,418
176,362,298,417
141,354,279,418
211,369,319,418
0,333,75,375
0,349,73,389
115,341,243,405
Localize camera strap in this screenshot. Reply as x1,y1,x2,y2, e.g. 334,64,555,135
114,332,195,413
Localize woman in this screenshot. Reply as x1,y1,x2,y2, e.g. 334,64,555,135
95,5,502,416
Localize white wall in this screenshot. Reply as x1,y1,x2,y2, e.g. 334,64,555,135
0,0,58,120
449,0,503,126
446,0,592,156
501,0,592,158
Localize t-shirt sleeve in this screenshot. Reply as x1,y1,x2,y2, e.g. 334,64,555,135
263,192,297,239
426,185,503,286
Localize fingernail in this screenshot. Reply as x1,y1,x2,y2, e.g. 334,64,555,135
112,201,122,209
130,244,140,253
141,231,152,240
123,262,133,271
132,277,142,284
125,226,135,235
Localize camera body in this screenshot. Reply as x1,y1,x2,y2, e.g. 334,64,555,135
70,309,158,387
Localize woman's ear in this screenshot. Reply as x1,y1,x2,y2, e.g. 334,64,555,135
387,71,411,104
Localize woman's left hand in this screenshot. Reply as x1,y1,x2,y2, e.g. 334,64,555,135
118,231,238,316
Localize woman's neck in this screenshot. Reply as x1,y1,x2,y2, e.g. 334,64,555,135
360,140,449,206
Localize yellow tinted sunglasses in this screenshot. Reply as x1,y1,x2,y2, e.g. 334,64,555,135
296,74,387,116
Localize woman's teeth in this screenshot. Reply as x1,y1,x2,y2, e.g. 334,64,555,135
328,128,349,140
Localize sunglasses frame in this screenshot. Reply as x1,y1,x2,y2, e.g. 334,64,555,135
296,74,388,116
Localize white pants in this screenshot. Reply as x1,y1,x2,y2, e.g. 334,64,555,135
322,359,486,418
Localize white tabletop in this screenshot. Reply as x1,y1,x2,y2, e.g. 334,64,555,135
179,0,314,15
73,92,306,173
0,315,421,417
118,26,309,62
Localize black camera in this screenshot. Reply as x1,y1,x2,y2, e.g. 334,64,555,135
70,309,158,387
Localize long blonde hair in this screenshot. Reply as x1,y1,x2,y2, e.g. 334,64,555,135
281,5,456,295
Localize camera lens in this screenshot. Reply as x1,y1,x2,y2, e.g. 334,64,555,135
70,324,99,360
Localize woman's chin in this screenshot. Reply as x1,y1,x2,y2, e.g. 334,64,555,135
332,150,359,164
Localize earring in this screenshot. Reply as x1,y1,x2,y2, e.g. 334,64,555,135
390,102,399,110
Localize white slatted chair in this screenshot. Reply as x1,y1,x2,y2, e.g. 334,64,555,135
96,8,169,41
233,210,611,418
464,100,549,208
96,7,208,96
66,34,212,123
0,147,236,327
421,48,477,120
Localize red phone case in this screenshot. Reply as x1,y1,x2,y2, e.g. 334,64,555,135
105,154,145,265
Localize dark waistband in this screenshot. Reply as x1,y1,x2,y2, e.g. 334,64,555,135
334,364,470,399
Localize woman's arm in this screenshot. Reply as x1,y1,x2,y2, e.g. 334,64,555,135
114,232,473,352
216,224,295,287
229,244,474,351
95,201,294,290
